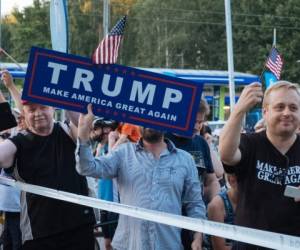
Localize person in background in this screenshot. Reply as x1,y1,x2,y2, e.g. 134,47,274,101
200,123,212,142
109,123,141,150
0,129,22,250
0,71,17,132
0,71,24,250
196,99,224,179
91,118,119,250
208,173,238,250
0,167,22,250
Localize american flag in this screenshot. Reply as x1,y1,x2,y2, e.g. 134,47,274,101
92,16,127,64
265,47,283,80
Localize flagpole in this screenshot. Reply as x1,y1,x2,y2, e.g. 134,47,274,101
103,0,109,37
259,52,270,90
259,53,269,83
273,28,276,47
0,48,26,71
224,0,236,113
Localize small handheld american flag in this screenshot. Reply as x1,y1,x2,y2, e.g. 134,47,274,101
92,16,127,64
265,47,283,80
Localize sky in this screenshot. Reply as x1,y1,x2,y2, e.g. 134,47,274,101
2,0,34,15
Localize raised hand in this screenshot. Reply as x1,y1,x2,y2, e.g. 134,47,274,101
1,70,14,89
78,104,94,142
234,82,263,114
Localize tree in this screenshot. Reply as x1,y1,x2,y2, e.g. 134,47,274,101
68,0,102,57
119,0,300,84
121,0,227,69
232,0,300,82
9,0,51,62
1,0,300,83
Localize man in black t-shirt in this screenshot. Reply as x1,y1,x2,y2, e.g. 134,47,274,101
219,81,300,249
0,73,95,250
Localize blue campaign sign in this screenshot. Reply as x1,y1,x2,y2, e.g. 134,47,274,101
22,47,203,136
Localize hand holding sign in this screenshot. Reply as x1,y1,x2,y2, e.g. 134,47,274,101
78,104,95,142
1,70,13,88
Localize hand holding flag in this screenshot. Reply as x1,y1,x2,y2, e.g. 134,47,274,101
92,16,127,64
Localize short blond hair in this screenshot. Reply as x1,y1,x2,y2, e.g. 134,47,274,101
262,80,300,108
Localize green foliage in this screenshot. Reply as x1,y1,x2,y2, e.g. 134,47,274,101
2,0,300,83
8,0,51,62
68,0,102,57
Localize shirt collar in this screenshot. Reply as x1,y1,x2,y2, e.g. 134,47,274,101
135,138,177,153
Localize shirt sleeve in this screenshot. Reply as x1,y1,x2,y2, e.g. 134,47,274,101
8,132,26,152
182,153,207,220
75,139,121,179
223,133,253,179
223,163,236,174
0,102,17,132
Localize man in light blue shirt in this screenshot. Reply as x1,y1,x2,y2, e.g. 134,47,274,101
76,105,206,250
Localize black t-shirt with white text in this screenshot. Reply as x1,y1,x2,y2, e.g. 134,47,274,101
225,131,300,238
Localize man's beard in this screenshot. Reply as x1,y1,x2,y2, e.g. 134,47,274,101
142,128,164,144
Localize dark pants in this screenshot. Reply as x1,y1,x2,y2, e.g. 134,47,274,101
22,225,94,250
2,212,22,250
232,242,270,250
100,210,118,239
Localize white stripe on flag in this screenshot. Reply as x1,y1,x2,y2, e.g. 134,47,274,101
114,37,121,63
104,38,109,64
100,40,105,64
95,46,100,64
110,36,114,64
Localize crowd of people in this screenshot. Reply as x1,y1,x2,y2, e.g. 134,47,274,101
0,70,299,250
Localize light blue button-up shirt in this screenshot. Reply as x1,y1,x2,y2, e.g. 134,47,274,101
76,139,206,250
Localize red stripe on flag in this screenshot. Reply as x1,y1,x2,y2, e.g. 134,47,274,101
92,16,126,64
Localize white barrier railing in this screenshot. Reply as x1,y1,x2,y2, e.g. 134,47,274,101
1,176,299,250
